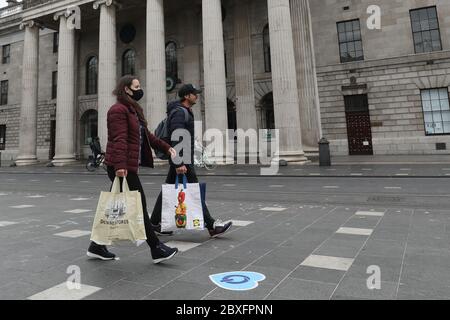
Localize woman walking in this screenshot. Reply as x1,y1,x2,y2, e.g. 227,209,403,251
87,75,179,264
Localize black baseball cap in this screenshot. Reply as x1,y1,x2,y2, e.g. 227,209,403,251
178,84,202,99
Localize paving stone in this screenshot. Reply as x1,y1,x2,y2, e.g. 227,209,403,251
145,280,216,300
269,278,336,300
84,280,156,300
290,266,346,285
332,277,397,300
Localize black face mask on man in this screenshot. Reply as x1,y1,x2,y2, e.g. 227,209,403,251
127,88,144,102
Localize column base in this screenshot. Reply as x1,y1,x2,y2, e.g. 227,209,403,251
52,155,77,167
275,150,310,164
15,156,38,166
303,145,319,159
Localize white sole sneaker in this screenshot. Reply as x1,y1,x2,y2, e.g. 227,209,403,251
86,251,116,261
152,250,178,264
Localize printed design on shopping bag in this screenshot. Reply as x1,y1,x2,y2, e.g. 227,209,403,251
175,189,187,228
102,196,129,225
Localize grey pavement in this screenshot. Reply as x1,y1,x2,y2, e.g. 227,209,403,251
0,166,450,300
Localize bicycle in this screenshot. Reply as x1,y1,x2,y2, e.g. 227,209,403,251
86,153,107,172
194,140,217,171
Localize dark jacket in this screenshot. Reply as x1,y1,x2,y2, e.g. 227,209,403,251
167,100,194,168
105,98,171,173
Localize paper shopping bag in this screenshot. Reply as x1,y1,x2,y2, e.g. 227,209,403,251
90,177,147,245
161,175,204,232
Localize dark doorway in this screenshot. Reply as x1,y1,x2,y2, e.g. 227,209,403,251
344,94,373,155
49,120,56,160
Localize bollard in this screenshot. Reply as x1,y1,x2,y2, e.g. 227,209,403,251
319,138,331,166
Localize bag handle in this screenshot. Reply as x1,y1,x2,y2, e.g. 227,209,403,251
111,176,130,194
175,174,188,190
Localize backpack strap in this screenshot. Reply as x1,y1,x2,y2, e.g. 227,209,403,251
168,107,190,125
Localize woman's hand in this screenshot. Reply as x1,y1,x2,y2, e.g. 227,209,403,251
168,148,177,159
116,169,128,177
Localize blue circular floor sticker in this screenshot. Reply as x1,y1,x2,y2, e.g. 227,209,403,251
209,271,266,291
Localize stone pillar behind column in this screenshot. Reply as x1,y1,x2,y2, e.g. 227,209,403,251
291,0,322,153
183,7,202,127
16,21,40,166
233,0,258,161
52,13,77,166
202,0,229,162
147,0,167,132
94,0,118,150
267,0,308,163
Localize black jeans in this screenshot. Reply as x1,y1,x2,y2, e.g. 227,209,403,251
150,165,215,229
91,166,161,249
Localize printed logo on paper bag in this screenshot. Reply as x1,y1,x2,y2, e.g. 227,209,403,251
102,197,128,225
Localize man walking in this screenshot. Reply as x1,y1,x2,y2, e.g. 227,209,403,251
151,84,232,237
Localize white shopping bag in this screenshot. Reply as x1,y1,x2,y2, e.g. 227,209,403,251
90,177,147,246
161,175,204,232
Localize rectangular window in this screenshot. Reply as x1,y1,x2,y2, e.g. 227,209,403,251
421,88,450,135
52,71,57,99
410,6,442,53
337,19,364,63
53,32,59,53
0,80,8,105
2,44,10,64
0,125,5,150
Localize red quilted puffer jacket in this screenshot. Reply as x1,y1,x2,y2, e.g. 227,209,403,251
104,99,170,173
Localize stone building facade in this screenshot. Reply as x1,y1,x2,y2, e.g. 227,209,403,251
0,0,449,165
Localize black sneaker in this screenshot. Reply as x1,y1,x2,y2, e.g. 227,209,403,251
208,220,233,238
87,242,117,261
152,223,174,236
151,243,178,264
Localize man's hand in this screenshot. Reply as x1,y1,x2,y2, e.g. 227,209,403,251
116,169,128,177
176,165,187,175
168,148,177,159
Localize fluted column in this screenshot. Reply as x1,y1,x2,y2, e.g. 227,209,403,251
233,0,257,132
183,7,202,123
52,12,77,166
291,0,322,153
147,0,167,131
94,0,118,149
267,0,308,163
202,0,228,161
16,21,40,166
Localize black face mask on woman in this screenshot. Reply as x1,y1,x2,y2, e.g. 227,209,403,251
127,88,144,102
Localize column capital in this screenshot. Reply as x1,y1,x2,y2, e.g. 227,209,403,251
93,0,122,10
19,20,43,30
53,7,79,21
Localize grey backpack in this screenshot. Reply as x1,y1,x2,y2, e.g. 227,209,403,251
154,107,189,160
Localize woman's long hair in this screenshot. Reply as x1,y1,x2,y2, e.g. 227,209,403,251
113,75,148,128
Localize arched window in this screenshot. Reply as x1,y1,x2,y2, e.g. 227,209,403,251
165,41,178,80
263,24,271,73
122,49,136,76
81,110,98,145
86,56,98,95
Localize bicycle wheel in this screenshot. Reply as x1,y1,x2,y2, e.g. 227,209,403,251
203,156,217,171
86,160,97,172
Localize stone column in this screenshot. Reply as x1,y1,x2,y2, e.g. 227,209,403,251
94,0,118,149
147,0,167,131
52,12,77,166
183,7,202,124
233,0,257,132
267,0,308,163
16,21,40,166
202,0,229,162
291,0,322,153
